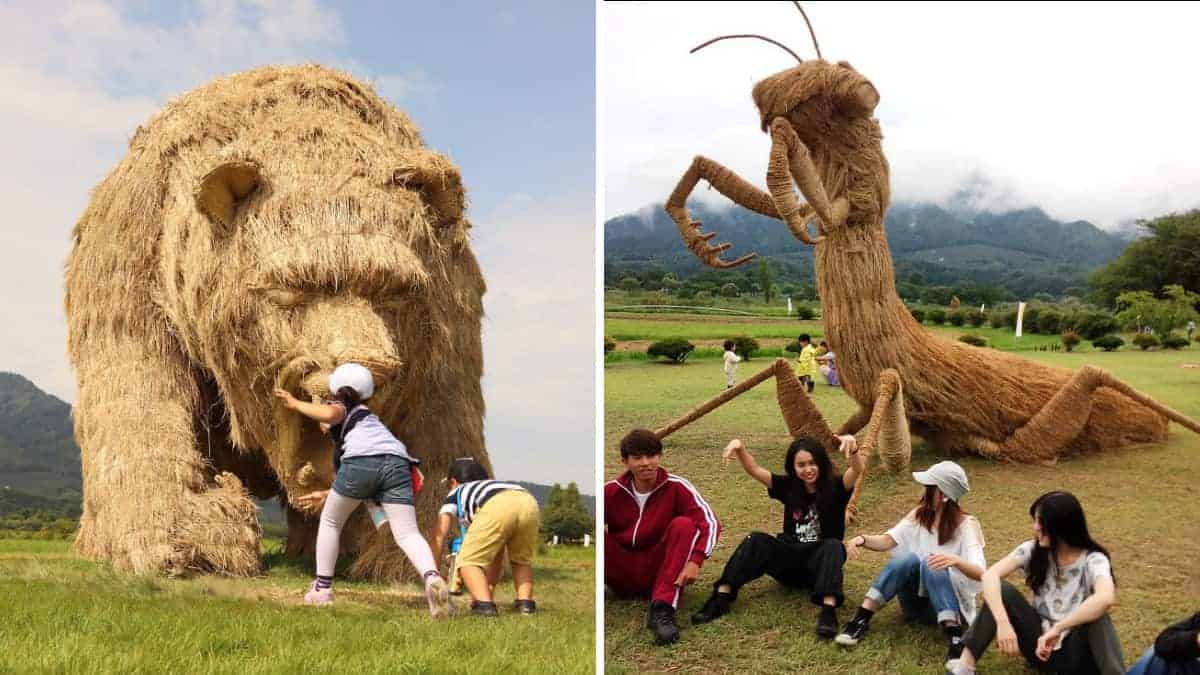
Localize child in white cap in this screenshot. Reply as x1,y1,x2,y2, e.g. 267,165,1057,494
836,461,986,662
274,363,449,617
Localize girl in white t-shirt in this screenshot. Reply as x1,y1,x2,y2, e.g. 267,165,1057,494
947,491,1125,675
273,363,449,617
835,461,984,662
722,340,741,389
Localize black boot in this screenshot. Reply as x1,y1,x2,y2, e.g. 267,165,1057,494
943,623,965,661
816,604,839,640
646,600,680,645
470,600,499,617
691,591,733,624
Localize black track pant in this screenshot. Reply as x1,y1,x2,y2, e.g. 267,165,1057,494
715,532,846,607
964,580,1125,675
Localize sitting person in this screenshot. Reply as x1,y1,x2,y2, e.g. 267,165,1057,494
946,491,1125,675
816,341,839,387
836,461,985,662
691,434,863,639
605,429,721,645
432,457,541,617
1127,611,1200,675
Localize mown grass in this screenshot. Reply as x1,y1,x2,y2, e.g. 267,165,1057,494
605,312,1160,356
604,346,1200,674
0,539,594,674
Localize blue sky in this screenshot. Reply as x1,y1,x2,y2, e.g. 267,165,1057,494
0,0,596,490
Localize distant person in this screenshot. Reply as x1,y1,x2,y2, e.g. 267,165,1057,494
836,462,985,663
273,363,448,617
796,334,817,393
432,457,540,616
945,491,1124,675
1126,610,1200,674
723,340,742,389
691,435,862,640
816,341,839,387
1188,320,1195,342
605,429,721,645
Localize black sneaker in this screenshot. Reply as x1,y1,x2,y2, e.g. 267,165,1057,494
834,617,870,646
513,599,537,615
646,600,680,645
816,606,839,640
691,592,732,625
945,634,965,661
470,600,499,617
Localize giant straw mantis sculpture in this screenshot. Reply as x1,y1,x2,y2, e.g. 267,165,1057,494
654,8,1200,517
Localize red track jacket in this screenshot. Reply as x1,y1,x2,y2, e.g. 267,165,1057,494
605,467,721,566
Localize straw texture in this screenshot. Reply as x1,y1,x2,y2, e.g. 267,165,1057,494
664,58,1199,470
65,65,488,579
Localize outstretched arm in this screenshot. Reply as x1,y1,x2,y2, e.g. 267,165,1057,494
722,439,772,488
274,388,345,424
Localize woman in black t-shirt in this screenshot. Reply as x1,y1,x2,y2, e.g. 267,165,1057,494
691,434,864,639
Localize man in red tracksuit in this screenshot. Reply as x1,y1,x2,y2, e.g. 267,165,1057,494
605,428,721,645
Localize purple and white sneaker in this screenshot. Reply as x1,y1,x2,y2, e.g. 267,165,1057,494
304,581,334,606
425,574,450,618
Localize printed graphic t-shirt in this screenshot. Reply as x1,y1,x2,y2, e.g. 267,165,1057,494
767,473,851,543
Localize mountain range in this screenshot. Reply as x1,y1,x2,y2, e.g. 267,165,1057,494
0,372,593,518
605,200,1132,298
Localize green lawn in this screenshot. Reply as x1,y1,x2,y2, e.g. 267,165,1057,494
0,539,595,674
605,313,1077,353
604,347,1200,674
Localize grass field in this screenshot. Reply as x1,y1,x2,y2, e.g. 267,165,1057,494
606,313,1082,356
604,344,1200,674
0,539,594,674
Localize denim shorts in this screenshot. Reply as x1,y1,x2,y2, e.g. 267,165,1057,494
331,454,414,505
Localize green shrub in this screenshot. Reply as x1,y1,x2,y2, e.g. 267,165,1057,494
1162,334,1190,350
988,312,1007,328
647,339,695,363
694,291,713,303
785,340,801,354
1022,307,1042,331
1060,330,1081,352
732,335,760,361
927,309,947,325
604,337,615,354
1132,333,1160,351
719,283,739,298
966,310,985,327
796,305,816,320
1002,310,1018,328
1036,310,1062,335
958,334,987,347
617,277,640,292
909,308,926,323
1071,312,1120,341
1091,335,1124,352
948,310,966,327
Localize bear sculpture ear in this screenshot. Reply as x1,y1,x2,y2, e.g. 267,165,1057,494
195,160,262,234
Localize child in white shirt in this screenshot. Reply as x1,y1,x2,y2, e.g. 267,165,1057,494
722,340,741,389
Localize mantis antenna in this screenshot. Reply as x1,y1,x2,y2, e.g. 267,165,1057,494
690,34,803,63
792,1,822,60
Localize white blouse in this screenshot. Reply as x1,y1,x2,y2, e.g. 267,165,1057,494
886,513,987,623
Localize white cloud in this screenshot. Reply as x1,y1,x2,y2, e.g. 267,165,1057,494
604,1,1200,228
474,194,595,488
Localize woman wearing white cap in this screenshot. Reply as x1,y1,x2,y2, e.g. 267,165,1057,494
273,363,449,617
835,461,986,662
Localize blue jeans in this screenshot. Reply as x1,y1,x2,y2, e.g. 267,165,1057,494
865,552,961,625
1127,647,1200,675
331,454,414,504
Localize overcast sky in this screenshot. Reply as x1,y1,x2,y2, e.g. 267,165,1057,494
0,0,595,490
603,2,1200,228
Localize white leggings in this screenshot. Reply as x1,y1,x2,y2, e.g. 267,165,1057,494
316,490,438,580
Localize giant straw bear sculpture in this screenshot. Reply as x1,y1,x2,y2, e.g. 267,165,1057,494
65,65,487,580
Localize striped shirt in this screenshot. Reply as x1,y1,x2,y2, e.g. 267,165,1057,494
440,480,526,528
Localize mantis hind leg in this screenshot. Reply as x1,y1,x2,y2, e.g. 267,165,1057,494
969,365,1198,463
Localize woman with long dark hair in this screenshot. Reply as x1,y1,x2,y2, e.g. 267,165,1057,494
691,434,864,639
946,491,1125,675
834,462,985,662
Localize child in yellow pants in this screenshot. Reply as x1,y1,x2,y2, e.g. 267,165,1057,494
434,458,541,616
